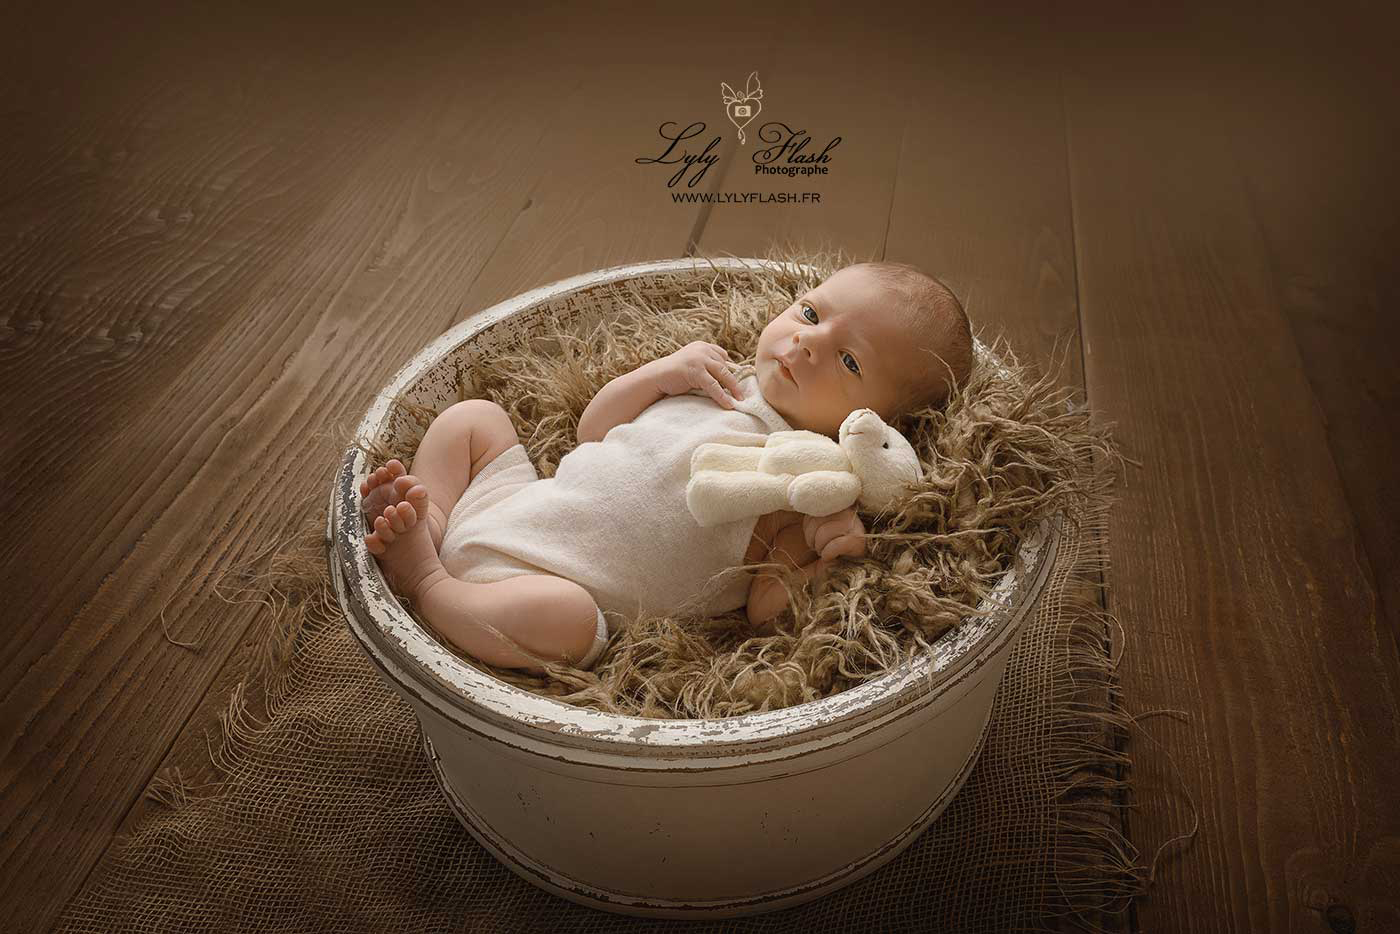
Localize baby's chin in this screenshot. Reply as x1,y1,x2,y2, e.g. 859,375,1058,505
756,364,795,416
756,358,778,393
757,359,791,404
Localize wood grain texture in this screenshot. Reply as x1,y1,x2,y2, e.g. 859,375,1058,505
1060,6,1400,930
885,11,1082,381
0,8,620,930
1201,5,1400,649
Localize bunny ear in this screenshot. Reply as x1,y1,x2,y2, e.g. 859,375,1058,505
745,71,761,96
720,81,737,103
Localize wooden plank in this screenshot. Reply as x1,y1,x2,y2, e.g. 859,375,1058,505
1061,8,1400,930
445,0,812,314
884,13,1082,378
0,6,456,424
0,10,458,643
1200,5,1400,645
0,9,612,931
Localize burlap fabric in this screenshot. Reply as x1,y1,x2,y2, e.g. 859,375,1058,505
54,446,1152,932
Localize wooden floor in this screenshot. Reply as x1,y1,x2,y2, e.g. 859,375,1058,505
3,1,1398,930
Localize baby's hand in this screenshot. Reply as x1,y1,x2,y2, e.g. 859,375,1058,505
802,508,866,562
645,341,746,409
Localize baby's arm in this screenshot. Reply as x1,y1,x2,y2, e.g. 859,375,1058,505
577,362,667,444
578,343,743,444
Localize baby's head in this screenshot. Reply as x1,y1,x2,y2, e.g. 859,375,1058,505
755,261,973,438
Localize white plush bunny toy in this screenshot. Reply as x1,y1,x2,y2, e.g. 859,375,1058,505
686,407,924,527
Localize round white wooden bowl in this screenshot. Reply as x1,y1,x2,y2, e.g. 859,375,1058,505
327,258,1061,919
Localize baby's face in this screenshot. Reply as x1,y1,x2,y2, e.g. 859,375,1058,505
755,266,913,438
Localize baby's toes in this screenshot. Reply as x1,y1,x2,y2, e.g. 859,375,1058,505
390,473,420,503
373,513,398,544
365,532,386,555
361,468,385,500
367,459,406,492
384,502,411,534
404,483,430,516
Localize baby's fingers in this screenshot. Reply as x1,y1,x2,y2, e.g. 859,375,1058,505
811,522,840,556
703,361,745,405
820,533,866,562
809,509,857,554
711,358,745,401
700,370,737,409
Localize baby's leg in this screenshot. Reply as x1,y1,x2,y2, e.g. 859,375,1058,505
365,477,600,674
416,572,602,675
361,399,522,553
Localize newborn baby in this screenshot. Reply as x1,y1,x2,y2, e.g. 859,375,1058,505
360,261,972,674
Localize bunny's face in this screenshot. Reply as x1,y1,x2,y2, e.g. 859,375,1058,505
840,408,923,512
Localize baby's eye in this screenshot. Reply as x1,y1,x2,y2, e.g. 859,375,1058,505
798,304,859,374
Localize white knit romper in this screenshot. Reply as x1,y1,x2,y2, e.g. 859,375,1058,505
437,364,791,669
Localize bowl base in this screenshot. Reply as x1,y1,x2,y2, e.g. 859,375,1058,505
420,718,991,919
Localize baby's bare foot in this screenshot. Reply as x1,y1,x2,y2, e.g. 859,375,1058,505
360,459,408,521
361,458,451,552
364,478,446,598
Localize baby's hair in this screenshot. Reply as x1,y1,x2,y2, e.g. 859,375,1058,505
845,261,972,416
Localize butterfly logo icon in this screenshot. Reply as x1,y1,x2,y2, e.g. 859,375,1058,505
721,71,763,144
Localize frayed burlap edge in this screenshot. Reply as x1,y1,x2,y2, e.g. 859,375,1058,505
1008,464,1199,928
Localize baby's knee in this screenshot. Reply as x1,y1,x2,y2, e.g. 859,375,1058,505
437,398,509,431
507,574,596,623
437,399,520,461
488,575,601,662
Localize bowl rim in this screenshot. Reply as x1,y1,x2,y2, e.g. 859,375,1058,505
329,257,1062,759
